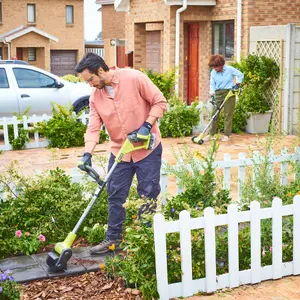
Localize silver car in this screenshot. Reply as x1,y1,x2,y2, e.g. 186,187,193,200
0,61,92,117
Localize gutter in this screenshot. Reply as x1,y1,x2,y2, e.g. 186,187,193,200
175,0,187,96
236,0,242,62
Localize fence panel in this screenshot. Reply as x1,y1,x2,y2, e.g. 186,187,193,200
154,196,300,299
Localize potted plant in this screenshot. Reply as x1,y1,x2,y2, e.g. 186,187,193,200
231,54,280,134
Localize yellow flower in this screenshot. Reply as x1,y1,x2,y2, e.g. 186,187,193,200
99,264,105,269
132,215,137,219
25,232,31,237
108,244,116,251
298,191,300,195
287,192,293,197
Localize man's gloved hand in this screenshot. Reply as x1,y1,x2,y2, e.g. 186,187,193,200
232,83,241,90
136,121,152,141
78,152,92,171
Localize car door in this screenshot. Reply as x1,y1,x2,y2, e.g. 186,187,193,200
12,67,71,116
0,67,20,117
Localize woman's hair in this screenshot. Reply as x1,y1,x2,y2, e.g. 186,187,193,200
208,55,225,68
75,52,109,74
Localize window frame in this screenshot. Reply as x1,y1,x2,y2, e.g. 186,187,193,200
0,68,10,89
28,47,36,61
212,20,235,60
66,5,74,24
27,3,36,24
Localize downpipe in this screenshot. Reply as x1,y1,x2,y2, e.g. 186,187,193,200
175,0,187,96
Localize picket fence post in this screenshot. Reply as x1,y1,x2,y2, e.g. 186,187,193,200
3,117,10,149
228,204,239,288
204,207,216,293
238,152,246,199
179,210,193,297
154,214,169,300
223,153,231,190
250,201,261,284
293,195,300,275
280,148,289,185
272,197,283,279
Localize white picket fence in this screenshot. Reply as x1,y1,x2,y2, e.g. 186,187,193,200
154,195,300,299
0,113,90,151
160,147,300,200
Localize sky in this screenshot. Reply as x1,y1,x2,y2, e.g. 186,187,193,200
84,0,102,41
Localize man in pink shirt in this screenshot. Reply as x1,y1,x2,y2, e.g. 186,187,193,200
75,53,167,254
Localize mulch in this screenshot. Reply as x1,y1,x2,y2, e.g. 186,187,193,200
21,271,142,300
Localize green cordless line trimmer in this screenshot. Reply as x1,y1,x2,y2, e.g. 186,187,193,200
46,132,156,272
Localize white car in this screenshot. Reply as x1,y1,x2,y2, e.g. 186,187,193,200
0,60,92,117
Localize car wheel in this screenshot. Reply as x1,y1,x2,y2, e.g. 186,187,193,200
73,97,89,114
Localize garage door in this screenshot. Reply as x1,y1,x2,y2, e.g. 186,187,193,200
50,50,77,76
146,31,161,73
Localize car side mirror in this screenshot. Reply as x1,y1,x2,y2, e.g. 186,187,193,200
55,80,64,89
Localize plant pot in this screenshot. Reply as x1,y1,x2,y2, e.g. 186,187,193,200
245,110,272,134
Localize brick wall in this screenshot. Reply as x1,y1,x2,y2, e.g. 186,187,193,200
101,4,125,66
0,0,84,70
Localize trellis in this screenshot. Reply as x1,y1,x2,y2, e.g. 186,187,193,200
256,40,284,132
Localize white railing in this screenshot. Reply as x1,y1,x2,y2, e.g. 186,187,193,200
0,113,90,151
160,147,300,200
154,195,300,299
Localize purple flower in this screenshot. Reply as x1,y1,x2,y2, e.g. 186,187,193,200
196,206,200,211
8,276,14,281
0,286,2,293
171,208,175,213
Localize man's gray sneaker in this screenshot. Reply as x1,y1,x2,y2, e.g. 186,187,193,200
89,239,121,255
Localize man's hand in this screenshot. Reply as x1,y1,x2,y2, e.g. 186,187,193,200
78,152,92,171
232,83,241,90
136,121,152,141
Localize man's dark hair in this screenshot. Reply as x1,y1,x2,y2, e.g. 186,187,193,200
75,52,109,74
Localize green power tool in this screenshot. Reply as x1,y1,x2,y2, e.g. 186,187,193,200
46,132,156,272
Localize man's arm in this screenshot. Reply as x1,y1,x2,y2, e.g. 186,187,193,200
232,66,244,84
136,72,167,120
84,97,103,155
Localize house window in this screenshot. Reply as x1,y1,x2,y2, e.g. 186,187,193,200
0,1,2,23
27,4,36,23
212,21,234,59
66,5,74,24
28,47,36,61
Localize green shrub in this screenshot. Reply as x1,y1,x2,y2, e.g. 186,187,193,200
159,96,200,138
37,104,87,148
142,69,176,99
230,54,280,114
61,74,84,83
0,164,108,259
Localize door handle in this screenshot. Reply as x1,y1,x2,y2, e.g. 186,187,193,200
21,94,30,98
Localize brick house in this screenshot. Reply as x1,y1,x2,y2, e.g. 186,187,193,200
113,0,300,104
0,0,84,76
96,0,126,67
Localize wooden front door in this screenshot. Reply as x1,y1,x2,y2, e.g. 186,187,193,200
146,31,161,73
117,45,126,68
187,23,199,105
16,48,23,60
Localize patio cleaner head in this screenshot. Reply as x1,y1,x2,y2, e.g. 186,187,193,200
191,85,242,145
46,132,156,272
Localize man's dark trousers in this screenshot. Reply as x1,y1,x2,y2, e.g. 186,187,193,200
106,143,162,240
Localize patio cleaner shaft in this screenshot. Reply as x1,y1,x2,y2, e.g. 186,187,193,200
46,132,156,272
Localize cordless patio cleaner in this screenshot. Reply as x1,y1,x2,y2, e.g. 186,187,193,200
46,131,156,272
191,85,242,145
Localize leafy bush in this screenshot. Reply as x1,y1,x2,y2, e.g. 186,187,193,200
37,104,87,148
159,96,200,138
8,127,29,150
61,74,84,83
0,164,108,259
142,69,176,99
230,54,280,114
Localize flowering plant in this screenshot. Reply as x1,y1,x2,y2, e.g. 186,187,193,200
12,230,46,256
0,269,21,300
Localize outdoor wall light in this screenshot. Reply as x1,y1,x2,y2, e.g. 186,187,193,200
110,39,116,46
